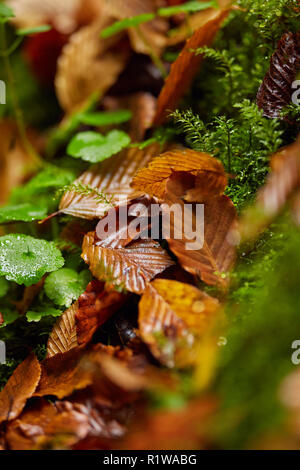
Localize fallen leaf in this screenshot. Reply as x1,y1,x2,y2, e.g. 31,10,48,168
47,303,79,357
59,142,161,219
104,0,168,57
0,353,41,424
82,232,175,294
6,397,125,450
153,8,230,125
239,135,300,240
114,397,216,450
34,348,93,399
8,0,83,34
55,19,130,112
138,279,220,367
76,280,128,346
167,0,232,46
257,32,300,118
162,172,237,287
131,148,227,200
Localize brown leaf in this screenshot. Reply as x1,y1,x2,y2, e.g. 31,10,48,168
76,280,128,346
257,32,300,118
138,279,220,367
104,0,168,57
153,8,230,126
0,353,41,424
239,135,300,240
55,19,130,112
59,143,161,219
82,231,174,294
114,397,216,450
47,303,79,358
34,348,93,399
8,0,87,34
6,397,126,450
0,121,34,205
131,148,227,200
163,172,237,287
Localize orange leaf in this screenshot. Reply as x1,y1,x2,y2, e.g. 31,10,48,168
82,232,175,294
153,8,230,126
76,280,128,346
55,19,130,112
59,143,161,219
239,135,300,240
139,279,220,367
163,172,237,287
0,353,41,424
167,0,232,46
131,148,227,200
47,303,79,358
34,349,93,399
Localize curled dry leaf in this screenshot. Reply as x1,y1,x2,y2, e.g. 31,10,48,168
153,8,230,126
131,148,227,200
0,353,41,425
104,0,168,57
162,172,237,287
76,280,128,346
138,279,220,367
239,135,300,240
8,0,82,34
59,143,161,220
82,231,174,294
47,280,127,356
55,19,130,112
6,397,126,450
47,302,78,357
257,32,300,118
34,348,93,399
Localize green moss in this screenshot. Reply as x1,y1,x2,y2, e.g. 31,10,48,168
214,221,300,448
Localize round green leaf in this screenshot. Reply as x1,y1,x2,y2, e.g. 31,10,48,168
0,277,9,298
0,203,48,224
26,307,62,323
44,268,91,307
67,130,131,163
0,234,65,287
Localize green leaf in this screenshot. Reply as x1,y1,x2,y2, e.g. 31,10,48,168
16,24,52,36
0,309,18,327
0,277,9,298
26,307,62,323
0,3,14,22
67,130,131,163
9,167,76,205
100,13,155,39
158,1,215,16
44,268,91,308
78,109,132,127
0,234,65,286
0,203,48,224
